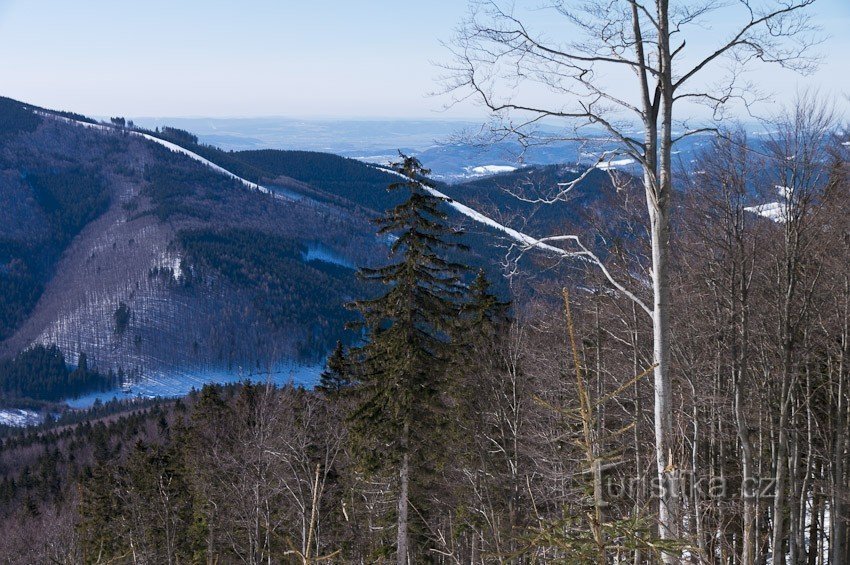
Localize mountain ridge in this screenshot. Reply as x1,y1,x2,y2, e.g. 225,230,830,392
0,96,619,406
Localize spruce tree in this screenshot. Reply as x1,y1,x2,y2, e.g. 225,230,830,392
317,340,350,396
464,269,510,339
347,154,468,564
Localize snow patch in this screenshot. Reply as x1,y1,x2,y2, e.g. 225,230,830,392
467,165,518,175
156,251,184,281
745,185,792,223
0,409,42,427
302,243,354,269
596,158,635,170
745,202,787,222
65,362,323,409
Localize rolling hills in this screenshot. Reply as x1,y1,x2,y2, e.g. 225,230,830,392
0,96,618,405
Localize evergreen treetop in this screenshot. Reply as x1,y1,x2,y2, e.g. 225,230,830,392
347,154,469,465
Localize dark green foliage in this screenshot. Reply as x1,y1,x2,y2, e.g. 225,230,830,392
348,155,468,454
177,228,353,353
0,241,43,341
158,126,198,146
141,161,207,221
317,340,351,395
346,155,471,553
0,97,42,136
113,302,131,336
27,168,111,245
139,146,259,221
231,150,404,211
463,269,510,340
0,345,117,402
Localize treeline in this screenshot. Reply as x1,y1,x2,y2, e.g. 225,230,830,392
27,168,110,245
153,126,198,147
0,346,117,402
0,97,42,136
137,121,406,212
0,168,110,340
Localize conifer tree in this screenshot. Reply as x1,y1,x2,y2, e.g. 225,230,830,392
464,269,509,339
347,154,468,564
316,340,350,396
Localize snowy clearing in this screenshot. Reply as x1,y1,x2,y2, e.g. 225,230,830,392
65,362,323,409
467,165,518,175
596,158,635,170
0,408,42,427
745,202,787,222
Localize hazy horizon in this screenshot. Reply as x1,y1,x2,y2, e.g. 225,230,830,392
2,0,849,120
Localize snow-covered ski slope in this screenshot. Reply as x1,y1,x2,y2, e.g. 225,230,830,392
36,112,278,198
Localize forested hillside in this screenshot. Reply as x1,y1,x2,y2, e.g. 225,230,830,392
0,97,389,396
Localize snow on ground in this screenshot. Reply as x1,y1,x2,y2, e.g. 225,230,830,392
65,361,323,409
0,409,42,427
745,185,791,223
596,158,636,170
467,165,518,175
373,164,652,315
745,201,787,222
302,243,354,269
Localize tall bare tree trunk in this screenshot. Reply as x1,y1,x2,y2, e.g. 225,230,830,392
397,426,410,565
653,4,679,555
831,298,849,563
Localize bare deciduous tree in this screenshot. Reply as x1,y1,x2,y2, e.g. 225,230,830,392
445,1,820,555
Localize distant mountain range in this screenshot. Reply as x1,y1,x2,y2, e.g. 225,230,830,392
127,116,721,181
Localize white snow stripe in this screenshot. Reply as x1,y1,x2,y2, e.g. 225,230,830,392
36,111,280,198
373,166,652,315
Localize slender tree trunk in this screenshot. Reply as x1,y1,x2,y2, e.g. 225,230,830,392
397,425,410,565
735,313,757,565
653,4,679,559
831,280,849,563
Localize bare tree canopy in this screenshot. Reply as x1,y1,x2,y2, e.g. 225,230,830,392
445,1,822,561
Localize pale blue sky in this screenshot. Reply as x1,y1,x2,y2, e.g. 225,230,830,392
0,0,848,119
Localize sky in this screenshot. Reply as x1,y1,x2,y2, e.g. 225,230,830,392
0,0,848,120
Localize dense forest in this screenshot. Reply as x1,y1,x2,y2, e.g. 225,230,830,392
134,124,408,212
0,97,42,136
0,94,404,381
1,0,849,559
0,167,110,340
0,345,116,402
177,228,355,353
